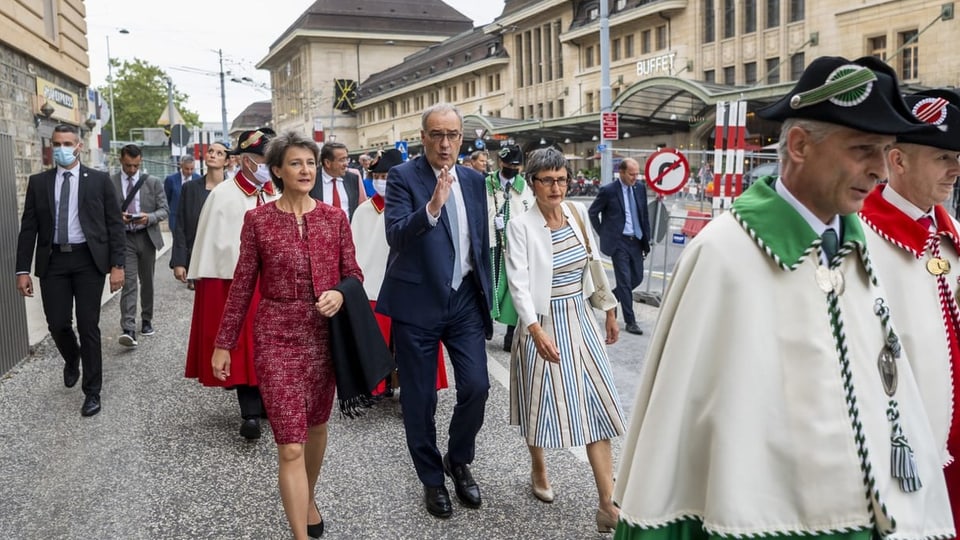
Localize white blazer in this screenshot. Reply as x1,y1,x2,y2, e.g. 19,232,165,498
506,200,616,328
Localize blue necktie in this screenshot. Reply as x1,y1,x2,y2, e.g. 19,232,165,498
446,190,462,290
629,186,643,240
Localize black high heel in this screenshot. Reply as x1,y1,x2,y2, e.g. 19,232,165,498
307,501,324,538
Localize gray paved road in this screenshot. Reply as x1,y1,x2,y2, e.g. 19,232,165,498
0,248,656,539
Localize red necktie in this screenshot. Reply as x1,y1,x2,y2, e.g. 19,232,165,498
331,177,341,209
918,215,934,232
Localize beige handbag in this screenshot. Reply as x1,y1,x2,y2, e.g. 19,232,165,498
566,202,618,311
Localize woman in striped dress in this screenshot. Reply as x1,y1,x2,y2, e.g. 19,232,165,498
505,148,625,533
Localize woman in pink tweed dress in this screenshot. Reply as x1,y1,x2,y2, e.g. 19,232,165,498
212,132,361,539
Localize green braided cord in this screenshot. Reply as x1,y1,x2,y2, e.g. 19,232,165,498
791,68,877,109
829,292,894,533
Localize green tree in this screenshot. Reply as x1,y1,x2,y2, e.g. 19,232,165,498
98,58,199,143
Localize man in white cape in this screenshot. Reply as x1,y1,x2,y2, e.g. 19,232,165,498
184,128,278,440
612,56,954,540
859,88,960,527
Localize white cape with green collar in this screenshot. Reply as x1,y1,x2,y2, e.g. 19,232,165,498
613,179,953,540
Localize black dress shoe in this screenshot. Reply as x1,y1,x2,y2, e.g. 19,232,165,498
423,485,453,518
140,320,155,336
443,454,482,508
239,417,261,440
63,366,79,388
81,395,101,417
625,323,644,335
307,501,324,538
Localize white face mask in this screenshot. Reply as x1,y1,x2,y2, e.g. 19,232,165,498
246,157,272,185
373,179,387,196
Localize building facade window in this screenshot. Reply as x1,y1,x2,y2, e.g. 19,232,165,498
558,99,565,117
555,20,564,78
704,0,716,43
534,27,543,84
744,0,756,33
585,91,594,113
625,34,635,57
487,73,501,92
585,45,595,68
766,57,780,84
612,38,621,61
641,29,652,54
723,65,735,84
515,35,524,88
744,62,757,84
868,35,887,61
766,0,780,28
789,0,805,22
899,29,919,80
656,25,667,49
704,69,716,83
790,52,805,80
544,23,554,80
723,0,736,39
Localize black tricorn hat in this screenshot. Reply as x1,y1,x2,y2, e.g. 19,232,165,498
758,56,932,135
232,128,274,156
370,148,404,173
498,144,523,166
898,89,960,152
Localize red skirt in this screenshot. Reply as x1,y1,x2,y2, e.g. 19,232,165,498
184,278,259,387
370,300,448,392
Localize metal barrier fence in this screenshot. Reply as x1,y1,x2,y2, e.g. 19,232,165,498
0,133,30,374
635,191,717,308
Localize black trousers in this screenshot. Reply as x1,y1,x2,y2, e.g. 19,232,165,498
39,246,106,398
236,384,263,419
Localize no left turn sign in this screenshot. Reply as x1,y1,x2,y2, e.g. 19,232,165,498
644,148,690,196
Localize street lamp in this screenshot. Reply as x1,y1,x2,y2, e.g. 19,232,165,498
106,28,129,153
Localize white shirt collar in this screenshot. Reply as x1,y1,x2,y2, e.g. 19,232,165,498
322,169,338,184
57,162,80,176
775,178,841,237
882,183,933,223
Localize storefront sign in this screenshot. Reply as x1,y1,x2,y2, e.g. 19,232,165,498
636,52,677,78
36,77,79,123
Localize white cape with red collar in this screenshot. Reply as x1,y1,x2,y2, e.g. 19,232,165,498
859,184,960,467
350,195,387,300
187,175,277,280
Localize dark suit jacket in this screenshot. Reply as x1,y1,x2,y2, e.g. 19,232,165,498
309,170,360,221
588,180,652,256
112,172,169,251
377,156,493,338
16,165,126,277
164,171,201,232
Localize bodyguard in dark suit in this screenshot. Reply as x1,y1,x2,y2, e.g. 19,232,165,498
163,155,200,233
309,141,360,220
113,144,168,346
588,158,652,335
377,103,493,519
15,124,125,417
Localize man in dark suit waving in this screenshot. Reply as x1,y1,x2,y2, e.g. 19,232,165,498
15,124,125,417
588,158,652,335
377,103,493,519
309,141,360,220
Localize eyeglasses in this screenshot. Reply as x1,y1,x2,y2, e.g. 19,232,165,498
426,131,462,142
534,176,569,187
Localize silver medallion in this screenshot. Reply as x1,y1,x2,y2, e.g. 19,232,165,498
815,266,834,293
877,347,898,397
830,269,845,296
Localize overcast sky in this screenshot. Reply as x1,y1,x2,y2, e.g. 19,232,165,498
84,0,505,126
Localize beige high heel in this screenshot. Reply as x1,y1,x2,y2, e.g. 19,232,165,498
531,472,555,503
596,507,618,533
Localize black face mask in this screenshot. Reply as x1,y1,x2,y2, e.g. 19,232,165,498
501,167,519,180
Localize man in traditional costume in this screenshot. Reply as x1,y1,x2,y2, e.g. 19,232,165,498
612,56,954,540
184,128,277,440
485,144,535,351
859,88,960,527
351,149,447,396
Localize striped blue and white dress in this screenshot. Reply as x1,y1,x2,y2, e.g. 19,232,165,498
510,223,626,448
